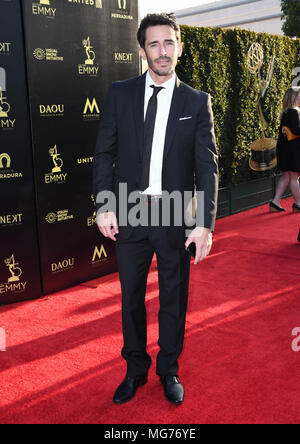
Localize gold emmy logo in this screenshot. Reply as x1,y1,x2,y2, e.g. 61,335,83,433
4,255,22,283
49,145,63,173
0,88,10,118
78,39,100,76
0,254,27,294
45,144,67,184
0,88,16,129
32,0,56,17
0,153,11,169
87,195,97,227
247,43,277,172
92,245,108,262
83,37,96,66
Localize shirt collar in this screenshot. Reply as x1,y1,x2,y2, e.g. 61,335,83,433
146,70,176,93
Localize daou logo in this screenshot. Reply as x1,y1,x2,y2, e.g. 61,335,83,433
39,104,64,117
51,258,75,273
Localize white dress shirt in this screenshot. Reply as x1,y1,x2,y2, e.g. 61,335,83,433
143,71,176,196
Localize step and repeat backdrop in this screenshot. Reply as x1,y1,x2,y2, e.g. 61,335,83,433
0,0,139,303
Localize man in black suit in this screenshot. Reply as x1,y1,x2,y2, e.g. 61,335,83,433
93,13,218,405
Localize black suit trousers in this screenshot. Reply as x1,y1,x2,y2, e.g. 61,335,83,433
115,204,191,377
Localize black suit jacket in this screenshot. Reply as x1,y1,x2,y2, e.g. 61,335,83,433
93,72,219,248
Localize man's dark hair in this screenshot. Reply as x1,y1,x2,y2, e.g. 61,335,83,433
137,13,181,49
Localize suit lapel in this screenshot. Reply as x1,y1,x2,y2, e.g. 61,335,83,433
163,77,187,162
133,73,146,159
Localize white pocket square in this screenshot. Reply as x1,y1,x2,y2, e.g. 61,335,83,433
179,116,193,121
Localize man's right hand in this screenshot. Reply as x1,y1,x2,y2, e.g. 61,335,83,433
96,212,119,242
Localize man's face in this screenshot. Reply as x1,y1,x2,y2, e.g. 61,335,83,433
139,25,183,77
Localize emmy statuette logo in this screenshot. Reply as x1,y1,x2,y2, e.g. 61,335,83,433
0,88,10,117
247,43,277,172
0,88,16,130
5,254,22,283
83,37,95,66
87,195,97,227
49,145,63,173
78,38,100,77
32,0,56,18
45,145,67,184
0,255,27,294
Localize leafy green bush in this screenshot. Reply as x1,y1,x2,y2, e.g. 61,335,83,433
177,26,300,186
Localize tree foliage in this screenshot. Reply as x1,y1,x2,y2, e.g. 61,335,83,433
281,0,300,38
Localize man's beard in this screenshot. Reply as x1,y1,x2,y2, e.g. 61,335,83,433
147,56,174,77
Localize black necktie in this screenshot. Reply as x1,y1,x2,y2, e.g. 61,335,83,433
140,85,164,192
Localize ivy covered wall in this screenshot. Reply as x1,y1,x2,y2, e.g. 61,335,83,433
176,26,300,187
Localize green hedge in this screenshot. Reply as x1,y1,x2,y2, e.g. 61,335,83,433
176,26,300,187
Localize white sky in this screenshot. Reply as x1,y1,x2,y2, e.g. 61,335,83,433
139,0,214,18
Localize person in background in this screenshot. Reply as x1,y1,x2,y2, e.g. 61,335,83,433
270,86,300,213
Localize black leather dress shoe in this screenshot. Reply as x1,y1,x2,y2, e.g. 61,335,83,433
161,375,184,405
113,375,148,404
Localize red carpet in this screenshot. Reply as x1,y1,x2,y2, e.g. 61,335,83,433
1,197,300,424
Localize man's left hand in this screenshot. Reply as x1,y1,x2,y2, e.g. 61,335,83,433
185,227,213,265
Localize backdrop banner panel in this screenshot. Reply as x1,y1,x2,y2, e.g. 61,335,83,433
0,0,42,305
21,0,139,294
